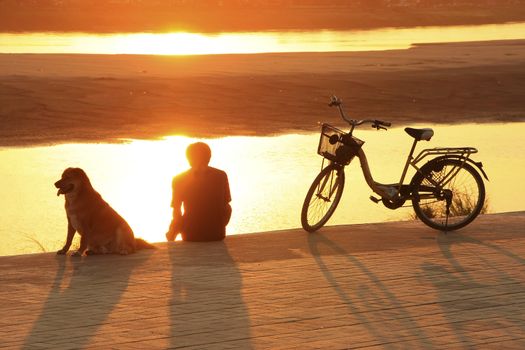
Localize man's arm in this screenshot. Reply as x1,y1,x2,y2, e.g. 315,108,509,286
166,176,183,241
223,172,232,226
171,199,183,231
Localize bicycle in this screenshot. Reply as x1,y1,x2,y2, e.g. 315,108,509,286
301,95,489,232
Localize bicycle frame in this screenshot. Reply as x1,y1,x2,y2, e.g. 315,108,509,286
351,135,480,201
328,95,487,201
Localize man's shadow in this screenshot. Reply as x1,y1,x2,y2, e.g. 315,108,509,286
168,241,253,349
23,252,151,349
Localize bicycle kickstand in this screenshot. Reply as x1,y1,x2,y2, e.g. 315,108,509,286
444,191,452,234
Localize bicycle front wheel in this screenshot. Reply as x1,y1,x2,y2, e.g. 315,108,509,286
411,158,485,231
301,164,345,232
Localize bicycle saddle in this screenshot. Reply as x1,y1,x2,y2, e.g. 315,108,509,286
405,127,434,141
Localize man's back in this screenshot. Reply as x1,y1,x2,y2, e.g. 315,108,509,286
172,166,231,241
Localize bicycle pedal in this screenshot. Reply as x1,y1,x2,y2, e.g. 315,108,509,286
369,196,381,204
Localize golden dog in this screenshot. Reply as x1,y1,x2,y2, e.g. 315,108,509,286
55,167,154,256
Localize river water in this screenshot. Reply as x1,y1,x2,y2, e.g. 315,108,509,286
1,23,524,255
1,123,523,256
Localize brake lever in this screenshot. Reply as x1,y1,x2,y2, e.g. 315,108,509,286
371,124,387,131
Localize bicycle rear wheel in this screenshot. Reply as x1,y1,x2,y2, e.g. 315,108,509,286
301,164,345,232
411,158,485,231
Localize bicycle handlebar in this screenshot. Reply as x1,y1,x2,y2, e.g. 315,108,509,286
375,120,392,127
328,97,341,107
329,95,391,131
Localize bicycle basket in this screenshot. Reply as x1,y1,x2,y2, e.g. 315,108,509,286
317,123,364,165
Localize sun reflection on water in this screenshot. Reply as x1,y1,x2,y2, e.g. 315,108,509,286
1,22,525,55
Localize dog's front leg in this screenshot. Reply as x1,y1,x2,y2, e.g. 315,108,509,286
57,220,75,255
71,235,88,257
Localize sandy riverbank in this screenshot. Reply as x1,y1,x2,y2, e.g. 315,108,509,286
1,40,524,146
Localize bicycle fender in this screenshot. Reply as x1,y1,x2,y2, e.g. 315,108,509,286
472,160,489,181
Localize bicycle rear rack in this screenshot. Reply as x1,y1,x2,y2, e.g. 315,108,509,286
413,147,478,164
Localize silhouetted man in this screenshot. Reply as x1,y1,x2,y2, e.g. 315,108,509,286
166,142,231,242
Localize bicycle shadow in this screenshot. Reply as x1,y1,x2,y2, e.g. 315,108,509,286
437,232,525,267
22,252,151,349
307,233,435,349
168,241,253,349
417,232,525,348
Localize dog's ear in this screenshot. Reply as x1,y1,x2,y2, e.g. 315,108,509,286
61,168,71,178
74,168,94,190
75,168,88,179
62,167,78,178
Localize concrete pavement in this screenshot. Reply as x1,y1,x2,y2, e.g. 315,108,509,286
1,212,524,349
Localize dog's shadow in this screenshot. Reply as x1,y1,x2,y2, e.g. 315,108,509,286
22,252,151,349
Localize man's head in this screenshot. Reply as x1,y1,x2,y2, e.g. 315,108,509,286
186,142,212,169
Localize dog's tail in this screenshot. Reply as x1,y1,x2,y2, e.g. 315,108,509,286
135,238,156,250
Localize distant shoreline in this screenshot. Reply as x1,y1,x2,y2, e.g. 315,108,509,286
1,4,525,33
1,40,524,147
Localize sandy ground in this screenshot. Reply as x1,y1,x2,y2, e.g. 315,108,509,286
1,40,525,146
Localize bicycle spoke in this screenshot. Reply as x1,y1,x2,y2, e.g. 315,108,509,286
301,165,345,232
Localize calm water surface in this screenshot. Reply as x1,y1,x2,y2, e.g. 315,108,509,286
1,22,525,55
1,123,524,256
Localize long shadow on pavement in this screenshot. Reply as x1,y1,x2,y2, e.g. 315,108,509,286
168,241,252,349
22,252,151,349
418,232,525,349
308,233,435,349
